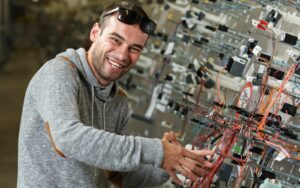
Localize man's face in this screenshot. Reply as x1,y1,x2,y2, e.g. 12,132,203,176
88,15,148,86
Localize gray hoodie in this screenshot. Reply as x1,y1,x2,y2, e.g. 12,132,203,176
18,48,169,188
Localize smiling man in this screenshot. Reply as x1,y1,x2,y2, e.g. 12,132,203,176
87,14,147,86
18,0,212,187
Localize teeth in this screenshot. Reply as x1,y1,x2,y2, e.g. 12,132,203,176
108,58,123,69
111,62,121,68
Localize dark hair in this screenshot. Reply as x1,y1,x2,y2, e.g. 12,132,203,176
99,0,148,26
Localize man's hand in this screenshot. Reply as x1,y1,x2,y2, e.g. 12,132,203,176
161,131,213,185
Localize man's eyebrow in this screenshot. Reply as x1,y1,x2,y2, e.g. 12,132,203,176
110,32,144,50
110,32,125,42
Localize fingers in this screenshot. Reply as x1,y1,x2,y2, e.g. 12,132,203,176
169,131,177,143
179,149,214,178
179,164,198,182
171,165,198,185
183,157,213,179
161,138,214,184
167,168,182,185
184,149,214,168
162,131,179,144
185,156,213,169
190,149,215,156
162,132,170,141
183,148,214,163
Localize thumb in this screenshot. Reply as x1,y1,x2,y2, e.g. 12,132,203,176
162,132,170,141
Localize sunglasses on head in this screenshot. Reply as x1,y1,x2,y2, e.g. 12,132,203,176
103,7,156,35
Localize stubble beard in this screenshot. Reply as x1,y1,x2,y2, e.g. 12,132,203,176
92,50,129,84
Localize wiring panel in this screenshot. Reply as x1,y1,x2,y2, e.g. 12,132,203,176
119,0,300,187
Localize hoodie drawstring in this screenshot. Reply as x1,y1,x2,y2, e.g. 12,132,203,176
103,102,106,131
91,86,95,127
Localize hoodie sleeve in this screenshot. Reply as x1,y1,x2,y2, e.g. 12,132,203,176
32,60,164,171
114,103,170,187
122,165,170,188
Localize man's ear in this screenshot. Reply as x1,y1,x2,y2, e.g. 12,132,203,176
90,23,101,42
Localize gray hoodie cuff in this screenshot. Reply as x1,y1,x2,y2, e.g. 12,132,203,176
138,137,164,168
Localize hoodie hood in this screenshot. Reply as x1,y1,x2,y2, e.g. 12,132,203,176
56,48,118,101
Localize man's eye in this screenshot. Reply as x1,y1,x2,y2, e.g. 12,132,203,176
130,47,142,53
111,37,120,44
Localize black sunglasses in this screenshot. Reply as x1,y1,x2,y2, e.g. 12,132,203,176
103,7,156,35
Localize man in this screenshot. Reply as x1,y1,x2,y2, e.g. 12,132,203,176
18,0,212,187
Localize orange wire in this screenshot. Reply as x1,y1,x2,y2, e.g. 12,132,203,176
258,88,275,114
258,64,297,136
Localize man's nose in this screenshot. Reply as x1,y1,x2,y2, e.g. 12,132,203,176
116,45,129,61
